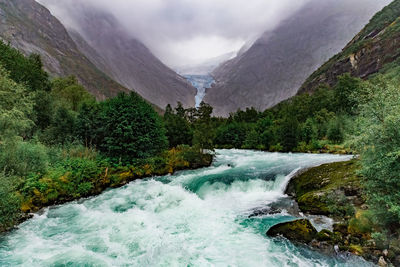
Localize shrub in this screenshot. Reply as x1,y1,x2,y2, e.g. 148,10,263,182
0,140,49,177
0,172,21,231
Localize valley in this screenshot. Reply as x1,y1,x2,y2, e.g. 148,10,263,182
1,0,400,266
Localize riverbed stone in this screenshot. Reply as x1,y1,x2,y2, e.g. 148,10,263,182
267,219,318,243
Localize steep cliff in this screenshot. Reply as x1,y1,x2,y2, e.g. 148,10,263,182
299,0,400,94
0,0,127,99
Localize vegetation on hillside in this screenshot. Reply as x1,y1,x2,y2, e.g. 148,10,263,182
300,0,400,94
161,27,400,266
0,41,211,232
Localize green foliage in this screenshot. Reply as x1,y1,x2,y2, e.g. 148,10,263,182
75,102,103,147
192,102,215,150
334,74,363,115
300,118,318,143
32,90,53,131
0,41,214,232
278,109,299,152
0,140,49,177
359,0,400,40
164,103,193,148
51,76,94,112
230,107,260,123
327,118,344,143
0,41,50,91
0,66,34,139
352,76,400,229
99,93,168,161
215,122,248,148
243,129,260,149
42,107,77,145
0,172,21,231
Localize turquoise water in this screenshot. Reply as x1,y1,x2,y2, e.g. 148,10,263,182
0,150,372,266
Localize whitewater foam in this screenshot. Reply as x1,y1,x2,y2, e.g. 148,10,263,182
0,150,370,267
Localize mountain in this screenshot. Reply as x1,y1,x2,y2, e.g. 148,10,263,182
299,0,400,94
42,2,196,109
204,0,391,116
0,0,127,99
0,0,196,108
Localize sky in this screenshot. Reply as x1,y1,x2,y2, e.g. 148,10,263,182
37,0,310,68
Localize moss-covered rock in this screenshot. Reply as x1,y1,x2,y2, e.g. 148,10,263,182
267,219,318,243
286,160,362,218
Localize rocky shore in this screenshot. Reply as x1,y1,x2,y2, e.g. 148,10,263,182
267,160,400,266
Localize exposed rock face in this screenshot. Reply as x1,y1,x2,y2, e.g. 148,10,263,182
58,4,196,109
0,0,127,99
204,0,390,116
0,0,196,108
299,0,400,94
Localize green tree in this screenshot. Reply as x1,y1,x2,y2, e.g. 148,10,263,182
327,118,344,143
334,74,362,115
300,118,318,143
164,104,193,148
0,41,50,91
243,129,260,149
193,102,215,150
352,78,400,229
278,108,299,152
215,122,248,148
0,173,21,231
43,106,76,145
51,76,94,112
32,90,54,131
0,66,34,140
100,93,167,161
75,102,103,147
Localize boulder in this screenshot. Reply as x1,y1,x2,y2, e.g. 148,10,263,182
267,219,318,243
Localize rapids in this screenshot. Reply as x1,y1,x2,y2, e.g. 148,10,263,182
0,150,373,266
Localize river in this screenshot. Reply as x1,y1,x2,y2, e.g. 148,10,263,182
0,150,372,266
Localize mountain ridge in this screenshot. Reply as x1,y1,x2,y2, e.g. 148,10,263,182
37,1,197,108
204,0,390,116
298,0,400,94
0,0,128,99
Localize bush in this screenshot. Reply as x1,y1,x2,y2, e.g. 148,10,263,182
352,77,400,229
0,66,34,139
327,119,344,143
0,140,49,177
0,172,21,231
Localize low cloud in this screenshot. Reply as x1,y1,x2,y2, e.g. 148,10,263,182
37,0,311,67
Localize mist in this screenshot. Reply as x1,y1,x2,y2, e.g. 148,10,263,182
36,0,311,68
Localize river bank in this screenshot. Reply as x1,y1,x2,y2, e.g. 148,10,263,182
1,146,213,234
268,160,400,266
0,150,367,266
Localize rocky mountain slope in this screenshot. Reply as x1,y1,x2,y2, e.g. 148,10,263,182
299,0,400,94
0,0,127,99
0,0,196,108
204,0,390,116
40,1,196,108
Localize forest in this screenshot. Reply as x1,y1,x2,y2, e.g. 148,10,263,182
0,41,212,232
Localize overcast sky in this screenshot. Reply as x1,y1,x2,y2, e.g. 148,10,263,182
37,0,310,67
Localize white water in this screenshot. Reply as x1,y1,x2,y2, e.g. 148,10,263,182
0,150,372,266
